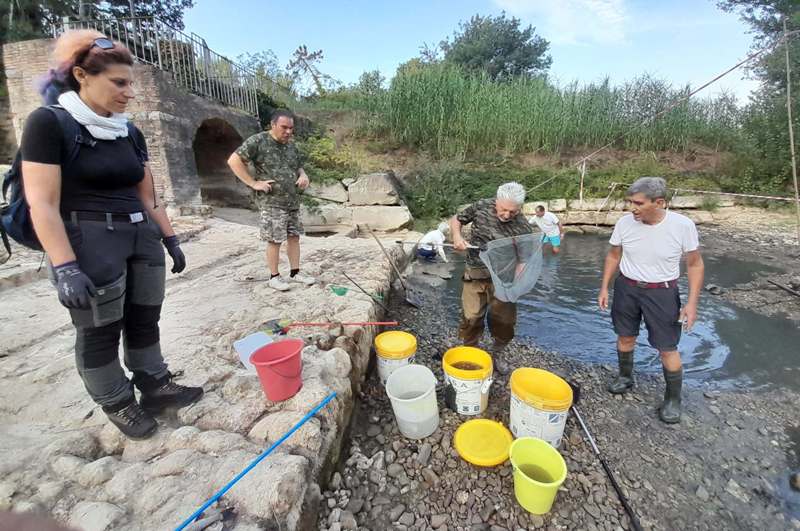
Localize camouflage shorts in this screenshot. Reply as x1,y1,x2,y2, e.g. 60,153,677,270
259,207,304,242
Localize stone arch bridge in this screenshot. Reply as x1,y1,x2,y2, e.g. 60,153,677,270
2,19,261,215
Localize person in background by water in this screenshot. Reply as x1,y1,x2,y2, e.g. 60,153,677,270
227,110,316,291
21,30,203,439
598,176,704,424
417,222,450,262
450,182,534,374
530,205,564,255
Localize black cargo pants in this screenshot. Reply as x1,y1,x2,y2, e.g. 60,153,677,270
56,212,169,408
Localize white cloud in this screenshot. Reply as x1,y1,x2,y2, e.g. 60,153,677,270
493,0,628,45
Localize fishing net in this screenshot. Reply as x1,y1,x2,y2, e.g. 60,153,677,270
479,233,543,303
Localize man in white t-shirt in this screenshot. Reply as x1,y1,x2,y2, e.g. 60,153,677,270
597,177,704,424
530,205,564,255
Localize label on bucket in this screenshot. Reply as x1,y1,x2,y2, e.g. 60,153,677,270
378,355,415,384
510,394,568,448
445,374,491,415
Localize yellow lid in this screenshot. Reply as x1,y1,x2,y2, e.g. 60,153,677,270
442,346,493,380
510,368,573,412
374,331,417,360
454,419,513,467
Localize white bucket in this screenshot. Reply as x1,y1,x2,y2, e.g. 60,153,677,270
385,364,439,439
233,332,273,372
442,346,494,416
374,331,417,385
509,368,573,448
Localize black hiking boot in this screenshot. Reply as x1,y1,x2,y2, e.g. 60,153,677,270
137,372,204,414
607,350,635,394
659,367,682,424
103,398,158,440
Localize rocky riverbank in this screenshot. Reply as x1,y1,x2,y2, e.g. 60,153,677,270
318,237,800,530
0,217,411,530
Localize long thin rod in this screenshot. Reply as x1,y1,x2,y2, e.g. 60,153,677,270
784,18,800,244
573,406,643,531
174,392,337,530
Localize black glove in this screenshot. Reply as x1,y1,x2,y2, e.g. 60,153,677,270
53,261,97,309
163,235,186,274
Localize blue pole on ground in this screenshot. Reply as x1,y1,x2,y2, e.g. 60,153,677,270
174,391,338,531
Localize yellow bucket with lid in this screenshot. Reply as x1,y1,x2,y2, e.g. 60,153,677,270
509,368,573,447
442,346,493,415
374,331,417,384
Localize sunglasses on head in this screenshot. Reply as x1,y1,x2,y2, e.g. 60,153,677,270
76,38,114,66
91,38,114,50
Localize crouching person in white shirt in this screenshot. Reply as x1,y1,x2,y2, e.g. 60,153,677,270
598,177,704,424
417,222,449,263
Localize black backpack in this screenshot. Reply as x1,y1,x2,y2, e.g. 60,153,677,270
0,105,146,257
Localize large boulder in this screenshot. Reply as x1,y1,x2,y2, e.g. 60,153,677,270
522,201,547,216
69,501,126,531
301,204,354,233
347,173,401,206
352,206,412,231
548,199,567,212
669,195,734,209
569,198,623,211
305,181,348,203
563,211,607,225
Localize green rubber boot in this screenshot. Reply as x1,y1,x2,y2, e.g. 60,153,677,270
659,367,683,424
607,350,634,394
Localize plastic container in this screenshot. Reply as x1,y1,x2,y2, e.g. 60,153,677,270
454,419,513,467
385,364,439,439
442,346,493,415
509,368,573,448
233,332,273,371
374,331,417,384
250,338,304,402
509,437,567,514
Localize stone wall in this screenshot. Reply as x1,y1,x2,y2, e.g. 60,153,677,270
2,38,260,212
0,51,15,164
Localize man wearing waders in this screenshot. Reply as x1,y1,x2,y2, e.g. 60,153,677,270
21,30,203,439
451,182,533,374
228,110,316,291
598,177,704,423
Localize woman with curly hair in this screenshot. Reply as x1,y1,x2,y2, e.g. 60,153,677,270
21,30,203,439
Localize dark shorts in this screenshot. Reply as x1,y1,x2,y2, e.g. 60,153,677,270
417,247,436,260
611,275,682,351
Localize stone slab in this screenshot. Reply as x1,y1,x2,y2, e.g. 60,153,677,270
347,173,400,206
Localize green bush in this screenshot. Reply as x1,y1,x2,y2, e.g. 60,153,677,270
296,135,359,183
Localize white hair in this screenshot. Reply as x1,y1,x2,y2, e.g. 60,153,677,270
496,181,526,205
437,222,450,234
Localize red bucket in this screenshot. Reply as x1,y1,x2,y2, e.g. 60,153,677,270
249,338,304,401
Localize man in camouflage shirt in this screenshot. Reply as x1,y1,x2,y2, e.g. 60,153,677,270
227,109,315,291
450,182,533,373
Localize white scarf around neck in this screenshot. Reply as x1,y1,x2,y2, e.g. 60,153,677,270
57,91,129,140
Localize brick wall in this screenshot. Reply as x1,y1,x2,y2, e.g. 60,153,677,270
2,38,260,209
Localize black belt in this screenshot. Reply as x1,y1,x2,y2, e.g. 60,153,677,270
68,211,148,224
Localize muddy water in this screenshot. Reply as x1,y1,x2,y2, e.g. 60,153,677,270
441,234,800,392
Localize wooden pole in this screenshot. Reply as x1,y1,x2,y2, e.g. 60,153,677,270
579,160,586,207
784,18,800,244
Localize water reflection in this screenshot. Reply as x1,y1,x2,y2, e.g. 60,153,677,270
441,234,799,391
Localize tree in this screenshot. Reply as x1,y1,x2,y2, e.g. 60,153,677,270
439,12,551,80
287,45,339,96
1,0,195,44
717,0,800,192
238,50,297,100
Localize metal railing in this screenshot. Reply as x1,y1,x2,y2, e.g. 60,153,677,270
54,16,259,117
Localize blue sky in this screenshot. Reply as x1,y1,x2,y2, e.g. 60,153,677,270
183,0,759,102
